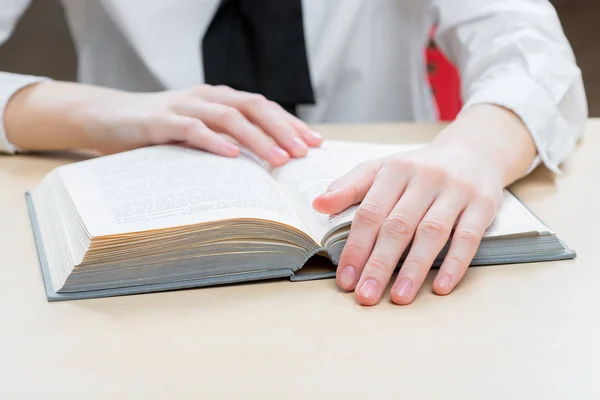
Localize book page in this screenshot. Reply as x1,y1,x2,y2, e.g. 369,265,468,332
484,191,550,238
271,140,549,244
272,140,420,242
56,145,309,237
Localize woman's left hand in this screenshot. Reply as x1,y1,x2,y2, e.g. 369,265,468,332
313,104,537,306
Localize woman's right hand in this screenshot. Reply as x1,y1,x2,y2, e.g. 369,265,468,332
5,81,322,166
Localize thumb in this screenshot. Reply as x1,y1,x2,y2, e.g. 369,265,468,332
312,161,380,214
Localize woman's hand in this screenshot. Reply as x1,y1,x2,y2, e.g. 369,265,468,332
313,105,537,306
5,81,322,166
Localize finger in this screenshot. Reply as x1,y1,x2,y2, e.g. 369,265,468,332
270,101,323,147
312,161,381,215
168,116,240,157
390,189,469,305
239,98,309,157
336,163,409,293
356,180,439,305
432,198,496,296
186,102,290,167
201,87,310,158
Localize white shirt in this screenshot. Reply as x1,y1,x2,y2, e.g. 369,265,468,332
0,0,588,173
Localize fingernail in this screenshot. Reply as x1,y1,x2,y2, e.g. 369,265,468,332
270,146,289,163
320,187,338,197
308,129,323,141
338,266,356,289
292,136,309,153
358,279,380,301
394,278,413,298
220,141,239,156
437,274,452,292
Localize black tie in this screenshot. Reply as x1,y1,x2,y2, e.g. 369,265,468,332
202,0,315,115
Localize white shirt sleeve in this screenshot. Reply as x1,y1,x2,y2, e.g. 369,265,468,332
432,0,588,174
0,0,50,154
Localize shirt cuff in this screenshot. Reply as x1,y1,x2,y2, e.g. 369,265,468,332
459,69,577,176
0,72,51,154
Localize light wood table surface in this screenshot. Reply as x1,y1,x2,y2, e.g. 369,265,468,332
1,122,599,399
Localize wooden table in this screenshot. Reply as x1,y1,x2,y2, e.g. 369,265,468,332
1,122,599,399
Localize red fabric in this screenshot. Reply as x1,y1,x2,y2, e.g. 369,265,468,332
426,38,462,121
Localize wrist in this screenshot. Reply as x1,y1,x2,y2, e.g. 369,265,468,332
434,104,537,186
4,81,131,152
5,81,97,151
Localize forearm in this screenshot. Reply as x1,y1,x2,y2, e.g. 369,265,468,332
433,0,587,175
433,104,537,187
4,81,124,151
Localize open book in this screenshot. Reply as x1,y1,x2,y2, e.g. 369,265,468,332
27,140,575,301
